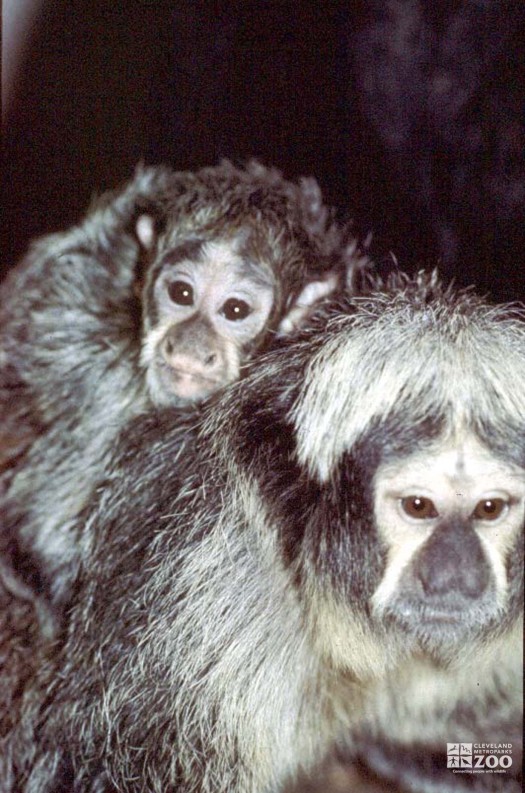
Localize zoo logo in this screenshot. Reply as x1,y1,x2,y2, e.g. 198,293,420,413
447,743,513,773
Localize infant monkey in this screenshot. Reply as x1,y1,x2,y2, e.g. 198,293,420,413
0,160,362,629
133,164,344,405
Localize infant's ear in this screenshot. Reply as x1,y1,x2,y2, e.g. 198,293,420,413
133,214,158,299
135,214,157,251
277,273,338,335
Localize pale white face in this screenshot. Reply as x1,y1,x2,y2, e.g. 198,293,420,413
140,238,276,405
372,436,525,616
152,240,275,345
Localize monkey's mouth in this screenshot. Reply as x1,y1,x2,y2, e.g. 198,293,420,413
394,607,463,632
156,362,225,401
173,368,222,393
382,597,500,648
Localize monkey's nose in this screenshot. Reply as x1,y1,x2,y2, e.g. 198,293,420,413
161,336,222,373
417,525,490,600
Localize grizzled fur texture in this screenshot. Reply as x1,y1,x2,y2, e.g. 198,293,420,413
6,276,523,792
0,160,363,625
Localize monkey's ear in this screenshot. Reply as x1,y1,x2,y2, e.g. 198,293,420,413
135,214,157,251
133,214,159,299
277,274,338,335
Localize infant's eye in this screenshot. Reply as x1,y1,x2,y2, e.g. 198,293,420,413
222,298,251,321
401,496,438,520
167,280,194,306
472,498,507,521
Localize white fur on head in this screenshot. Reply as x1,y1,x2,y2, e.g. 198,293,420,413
292,290,525,481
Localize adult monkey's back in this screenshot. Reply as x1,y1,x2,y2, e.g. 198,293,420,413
11,275,523,793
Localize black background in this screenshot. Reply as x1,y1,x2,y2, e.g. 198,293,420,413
2,1,525,301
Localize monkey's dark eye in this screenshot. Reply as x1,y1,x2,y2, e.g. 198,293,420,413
401,496,438,520
167,280,194,306
221,298,252,321
472,498,506,521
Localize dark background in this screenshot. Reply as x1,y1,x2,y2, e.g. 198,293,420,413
2,0,525,302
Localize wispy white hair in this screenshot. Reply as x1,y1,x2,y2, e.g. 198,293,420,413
292,276,525,479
